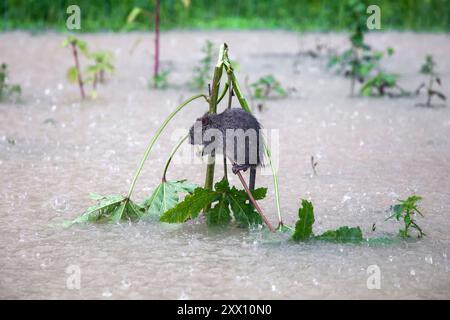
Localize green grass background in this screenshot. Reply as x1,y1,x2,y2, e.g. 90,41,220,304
1,0,449,32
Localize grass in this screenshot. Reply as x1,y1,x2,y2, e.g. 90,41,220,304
1,0,449,32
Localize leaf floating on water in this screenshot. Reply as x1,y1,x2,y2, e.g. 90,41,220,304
71,194,145,225
142,180,197,217
315,226,364,244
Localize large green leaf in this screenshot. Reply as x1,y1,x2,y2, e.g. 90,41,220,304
292,199,315,241
71,194,145,224
142,180,197,217
228,186,264,227
160,187,219,223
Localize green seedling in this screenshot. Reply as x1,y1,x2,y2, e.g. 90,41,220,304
387,195,425,238
152,69,170,89
292,199,363,243
62,36,89,99
249,75,286,111
0,63,21,103
416,55,446,107
86,51,114,86
127,0,162,88
189,40,214,90
328,0,371,96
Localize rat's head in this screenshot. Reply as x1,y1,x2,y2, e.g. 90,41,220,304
188,113,213,145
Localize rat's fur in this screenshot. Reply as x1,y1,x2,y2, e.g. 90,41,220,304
189,108,264,189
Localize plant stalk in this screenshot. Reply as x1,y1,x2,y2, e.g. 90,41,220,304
71,42,85,99
236,171,275,232
127,94,207,199
204,44,226,193
162,134,189,182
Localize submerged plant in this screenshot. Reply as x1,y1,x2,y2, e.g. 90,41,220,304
292,199,363,243
249,75,286,111
86,51,114,88
152,69,170,89
387,195,425,238
63,36,89,99
0,63,21,102
127,0,162,89
189,40,214,90
416,55,446,107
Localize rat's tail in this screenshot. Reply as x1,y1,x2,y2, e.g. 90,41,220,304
249,167,256,190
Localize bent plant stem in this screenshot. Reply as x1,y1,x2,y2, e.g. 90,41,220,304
71,42,85,99
162,134,189,182
236,171,275,232
127,93,208,200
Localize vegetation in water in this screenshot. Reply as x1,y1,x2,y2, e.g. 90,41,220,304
416,55,446,107
249,75,286,111
0,63,21,103
85,50,115,97
62,36,88,99
160,178,267,227
387,195,425,238
152,69,170,89
126,1,162,89
292,199,364,243
63,36,115,99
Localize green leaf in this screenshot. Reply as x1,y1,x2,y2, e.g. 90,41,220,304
315,226,363,244
142,180,197,217
71,194,145,224
292,199,315,241
228,187,264,227
66,66,78,83
160,187,219,223
127,7,143,24
206,195,231,226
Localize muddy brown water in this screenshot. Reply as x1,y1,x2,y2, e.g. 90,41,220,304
0,31,449,299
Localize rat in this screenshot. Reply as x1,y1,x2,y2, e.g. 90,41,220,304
189,108,264,190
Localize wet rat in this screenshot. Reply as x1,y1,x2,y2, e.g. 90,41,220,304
189,108,264,190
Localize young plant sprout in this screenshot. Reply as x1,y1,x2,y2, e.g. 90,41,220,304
152,69,170,89
62,36,89,99
0,63,21,102
189,40,214,90
416,55,446,107
87,51,114,87
328,0,371,96
387,195,425,238
249,75,286,111
127,0,163,88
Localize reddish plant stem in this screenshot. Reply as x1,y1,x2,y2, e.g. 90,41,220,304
153,0,160,84
236,171,275,232
71,42,85,100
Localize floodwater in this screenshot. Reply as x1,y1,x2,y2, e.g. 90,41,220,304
0,31,449,299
